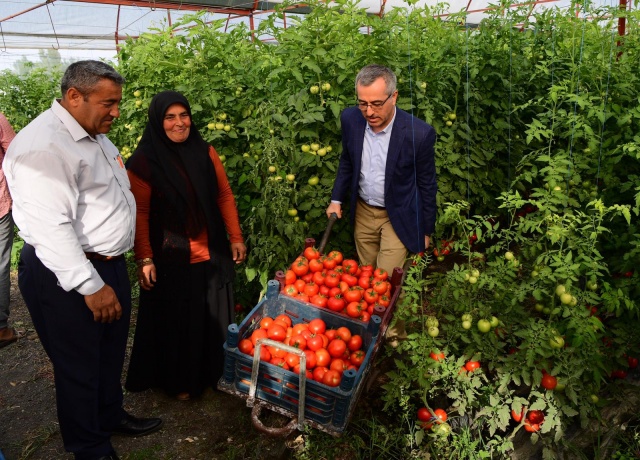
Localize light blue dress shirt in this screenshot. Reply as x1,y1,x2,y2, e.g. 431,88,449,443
358,110,396,207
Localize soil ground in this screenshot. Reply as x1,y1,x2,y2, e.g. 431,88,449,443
0,273,297,460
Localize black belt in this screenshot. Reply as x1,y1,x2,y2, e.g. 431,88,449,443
358,197,385,210
84,252,124,262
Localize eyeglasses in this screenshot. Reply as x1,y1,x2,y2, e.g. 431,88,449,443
356,93,393,111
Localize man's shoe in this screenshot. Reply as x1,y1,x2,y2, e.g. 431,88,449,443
112,412,163,437
96,452,120,460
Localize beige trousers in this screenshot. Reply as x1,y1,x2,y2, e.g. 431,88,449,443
354,199,408,275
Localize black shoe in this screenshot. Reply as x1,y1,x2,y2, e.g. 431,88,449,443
112,412,163,437
96,452,120,460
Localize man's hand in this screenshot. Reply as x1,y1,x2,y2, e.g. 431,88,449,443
425,235,431,250
138,263,156,291
84,284,122,323
231,242,247,264
326,202,342,219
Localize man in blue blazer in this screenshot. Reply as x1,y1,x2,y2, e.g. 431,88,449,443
326,64,437,274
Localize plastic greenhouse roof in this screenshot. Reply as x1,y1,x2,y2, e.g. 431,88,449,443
0,0,634,54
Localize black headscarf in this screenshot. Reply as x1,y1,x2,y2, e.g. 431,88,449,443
127,91,233,283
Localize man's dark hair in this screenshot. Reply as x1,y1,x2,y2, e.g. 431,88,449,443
355,64,397,95
61,60,125,99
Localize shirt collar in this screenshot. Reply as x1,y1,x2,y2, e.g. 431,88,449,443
366,106,397,135
51,99,94,142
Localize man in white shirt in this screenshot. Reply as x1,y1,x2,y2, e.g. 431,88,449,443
4,60,162,460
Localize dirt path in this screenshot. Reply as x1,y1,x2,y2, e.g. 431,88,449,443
0,273,294,460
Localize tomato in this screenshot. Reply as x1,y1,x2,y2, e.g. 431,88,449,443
294,292,309,303
308,318,326,335
325,329,337,341
541,374,558,390
256,346,271,362
342,259,358,275
312,271,326,286
318,285,330,296
465,360,481,372
306,334,324,352
275,314,292,328
268,344,287,359
289,334,307,350
327,339,347,358
511,408,525,423
327,295,346,312
330,358,348,374
315,349,331,367
284,269,297,285
328,250,343,264
527,410,544,424
373,267,388,281
312,366,328,382
322,256,337,270
363,288,378,304
429,351,445,362
417,407,431,422
346,301,364,318
373,280,389,295
301,273,313,283
336,326,352,342
549,335,565,349
282,284,298,296
324,271,340,287
322,369,342,387
359,311,371,322
251,328,268,346
302,349,317,369
377,294,391,307
611,369,628,379
267,324,287,342
259,317,274,330
291,258,309,276
270,356,289,370
308,258,324,273
238,338,253,355
344,287,363,303
310,294,327,308
340,273,358,288
628,356,639,369
304,246,320,260
422,408,447,430
347,335,363,351
477,319,491,333
284,352,300,368
524,422,540,433
293,279,306,293
303,282,319,297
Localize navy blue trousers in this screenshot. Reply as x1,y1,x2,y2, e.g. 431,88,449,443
19,244,131,460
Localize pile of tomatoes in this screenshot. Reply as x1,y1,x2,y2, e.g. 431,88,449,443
237,316,367,387
281,247,393,323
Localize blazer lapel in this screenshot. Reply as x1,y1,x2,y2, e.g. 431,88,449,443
385,110,406,196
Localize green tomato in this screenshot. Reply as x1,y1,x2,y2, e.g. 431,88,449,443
432,422,451,436
461,320,472,330
505,251,514,261
589,394,599,403
218,112,227,121
301,144,311,153
224,125,231,132
317,148,327,157
534,303,544,312
437,255,445,262
268,166,276,173
448,113,457,121
427,326,439,337
477,319,491,333
325,145,333,153
587,281,598,291
308,176,319,186
531,270,539,278
207,122,215,130
321,82,331,92
445,120,453,127
461,313,472,322
133,90,142,98
468,276,478,284
471,269,480,277
310,85,319,94
555,285,566,296
310,143,320,152
560,293,572,305
135,99,142,107
215,122,224,130
287,209,298,217
549,335,565,349
286,174,295,182
426,316,439,328
489,316,499,328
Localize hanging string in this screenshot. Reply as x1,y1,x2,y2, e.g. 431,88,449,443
0,23,6,52
465,22,471,212
507,15,513,189
45,2,60,50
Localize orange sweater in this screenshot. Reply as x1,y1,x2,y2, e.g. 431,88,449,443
129,146,244,263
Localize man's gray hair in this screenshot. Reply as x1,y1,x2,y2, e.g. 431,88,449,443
61,60,125,99
355,64,397,96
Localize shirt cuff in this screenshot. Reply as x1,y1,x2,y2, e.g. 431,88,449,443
331,200,342,205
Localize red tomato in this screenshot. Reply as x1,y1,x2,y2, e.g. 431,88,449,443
327,295,346,312
251,328,268,346
255,346,271,362
336,326,352,342
330,358,348,374
342,259,359,275
308,258,324,273
359,311,371,322
318,285,330,296
303,349,317,369
421,408,447,430
341,273,358,287
541,374,558,390
289,334,307,350
325,329,337,341
308,318,326,335
274,314,292,328
628,356,639,369
312,271,326,286
269,356,289,369
359,264,373,274
268,345,287,359
358,276,372,290
324,271,340,287
611,369,628,379
303,282,319,297
259,317,274,329
373,267,389,281
429,351,445,361
338,281,350,294
284,269,297,285
346,301,365,318
294,292,309,303
267,324,287,342
282,284,298,296
322,369,342,387
511,408,525,423
291,258,309,276
373,280,389,295
310,294,327,308
238,338,253,355
363,288,378,304
291,323,309,336
377,294,391,307
350,350,365,367
327,339,347,358
294,279,306,293
322,257,337,270
312,366,328,382
527,410,544,424
344,287,363,303
328,250,343,264
301,273,313,283
306,334,325,351
347,335,363,351
417,407,431,422
315,349,331,367
304,246,320,260
465,360,481,372
524,422,540,433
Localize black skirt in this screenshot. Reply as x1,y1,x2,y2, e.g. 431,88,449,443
125,259,234,397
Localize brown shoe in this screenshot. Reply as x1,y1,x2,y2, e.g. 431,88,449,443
176,392,190,401
0,327,18,349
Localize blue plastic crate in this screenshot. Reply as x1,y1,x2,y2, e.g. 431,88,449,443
218,279,383,435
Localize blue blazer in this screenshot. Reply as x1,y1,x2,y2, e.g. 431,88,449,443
330,106,437,254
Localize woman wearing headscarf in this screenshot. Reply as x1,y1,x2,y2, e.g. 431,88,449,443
125,91,246,401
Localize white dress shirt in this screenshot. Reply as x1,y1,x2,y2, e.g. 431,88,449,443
358,110,396,207
4,100,136,295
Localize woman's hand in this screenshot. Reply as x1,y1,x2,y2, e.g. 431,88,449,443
138,263,156,290
231,243,247,264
